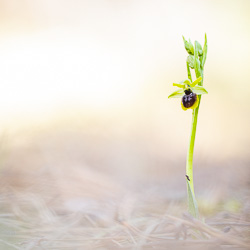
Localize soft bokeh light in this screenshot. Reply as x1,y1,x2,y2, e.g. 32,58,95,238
0,0,249,160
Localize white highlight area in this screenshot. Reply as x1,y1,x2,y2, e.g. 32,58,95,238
0,32,138,116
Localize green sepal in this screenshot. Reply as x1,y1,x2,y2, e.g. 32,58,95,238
187,55,194,69
192,85,208,95
168,89,184,98
190,76,202,87
173,82,185,88
186,178,199,218
182,36,194,55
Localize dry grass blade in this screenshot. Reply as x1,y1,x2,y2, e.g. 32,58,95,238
165,214,250,248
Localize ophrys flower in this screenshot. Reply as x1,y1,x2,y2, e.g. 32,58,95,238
168,76,208,110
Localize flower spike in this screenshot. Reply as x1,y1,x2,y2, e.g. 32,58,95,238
168,34,208,218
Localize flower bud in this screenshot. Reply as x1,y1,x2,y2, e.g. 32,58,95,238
183,36,194,55
187,55,194,69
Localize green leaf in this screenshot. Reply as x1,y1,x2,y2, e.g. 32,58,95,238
186,178,199,218
192,85,208,94
190,76,202,87
187,55,194,69
168,89,184,98
182,36,194,55
202,33,207,68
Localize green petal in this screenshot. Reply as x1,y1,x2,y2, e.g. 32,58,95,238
168,89,184,98
190,76,202,87
192,86,208,95
183,79,191,85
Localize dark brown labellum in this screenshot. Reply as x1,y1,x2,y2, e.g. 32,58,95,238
182,90,197,108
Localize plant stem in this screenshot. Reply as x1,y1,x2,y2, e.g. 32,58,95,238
186,107,198,194
186,68,203,218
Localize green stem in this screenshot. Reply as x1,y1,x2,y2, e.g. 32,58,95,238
186,68,203,218
186,107,198,194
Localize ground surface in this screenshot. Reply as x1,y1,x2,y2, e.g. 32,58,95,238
0,126,249,250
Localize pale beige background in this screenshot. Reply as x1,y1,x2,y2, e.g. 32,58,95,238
0,0,249,180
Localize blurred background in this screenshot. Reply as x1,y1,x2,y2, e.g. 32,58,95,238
0,0,249,248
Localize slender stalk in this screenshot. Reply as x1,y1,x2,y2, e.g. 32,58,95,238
186,106,198,194
186,69,203,218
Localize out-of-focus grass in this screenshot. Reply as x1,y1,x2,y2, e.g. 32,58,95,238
0,173,249,249
0,122,249,249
